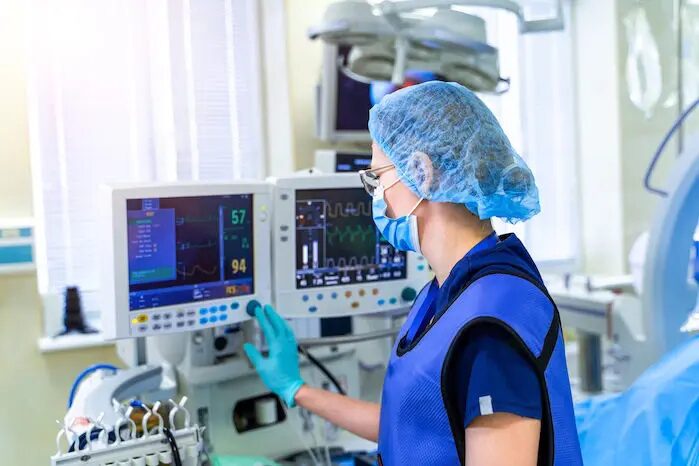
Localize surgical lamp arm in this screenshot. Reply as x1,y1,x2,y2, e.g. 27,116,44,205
377,0,564,33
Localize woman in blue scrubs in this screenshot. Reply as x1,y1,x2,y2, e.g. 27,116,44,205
244,82,582,465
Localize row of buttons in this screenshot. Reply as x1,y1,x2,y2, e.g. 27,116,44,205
304,298,398,312
199,314,230,325
132,309,197,325
135,312,232,333
377,297,399,306
302,289,379,302
199,302,240,315
136,319,197,333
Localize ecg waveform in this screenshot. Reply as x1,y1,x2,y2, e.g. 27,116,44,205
325,256,372,268
177,265,218,277
326,224,375,246
325,201,372,218
175,215,219,226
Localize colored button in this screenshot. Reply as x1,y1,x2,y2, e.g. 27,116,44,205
345,291,352,298
331,292,338,299
219,305,227,312
152,314,161,321
138,325,148,332
187,310,197,316
209,316,218,323
317,293,324,301
372,289,379,296
163,313,172,319
351,302,360,309
209,306,217,313
199,308,208,315
176,311,185,318
132,314,148,325
163,323,172,329
231,302,240,310
153,324,162,331
418,265,425,271
200,317,209,325
309,306,318,313
378,299,385,306
302,295,309,302
358,289,366,297
220,314,228,321
389,298,397,305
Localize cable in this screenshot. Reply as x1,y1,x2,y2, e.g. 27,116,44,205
297,345,346,396
297,325,402,348
283,403,322,466
163,428,183,466
644,97,699,197
67,363,119,408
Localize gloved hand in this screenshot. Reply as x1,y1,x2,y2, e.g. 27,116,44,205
243,305,304,407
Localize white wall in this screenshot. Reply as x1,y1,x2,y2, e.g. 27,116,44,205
568,0,694,274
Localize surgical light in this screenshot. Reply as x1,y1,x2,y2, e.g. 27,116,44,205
309,0,565,91
307,0,391,46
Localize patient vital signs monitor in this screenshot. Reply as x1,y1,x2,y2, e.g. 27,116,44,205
272,174,431,317
101,182,272,339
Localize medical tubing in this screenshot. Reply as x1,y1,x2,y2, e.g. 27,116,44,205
297,325,402,348
644,97,699,197
67,363,119,408
297,345,347,396
163,428,183,466
283,403,322,466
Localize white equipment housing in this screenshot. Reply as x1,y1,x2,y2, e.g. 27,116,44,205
314,149,372,173
271,173,431,318
100,182,272,340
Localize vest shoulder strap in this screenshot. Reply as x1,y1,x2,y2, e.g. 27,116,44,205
440,267,560,466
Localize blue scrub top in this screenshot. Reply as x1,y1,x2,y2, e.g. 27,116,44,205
405,233,542,427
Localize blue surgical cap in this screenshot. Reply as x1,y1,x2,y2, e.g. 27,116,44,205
368,81,540,223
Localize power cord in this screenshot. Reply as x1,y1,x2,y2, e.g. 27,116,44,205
297,345,346,396
163,427,183,466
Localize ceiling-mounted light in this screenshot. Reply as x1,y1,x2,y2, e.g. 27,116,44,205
441,50,507,93
345,41,395,81
346,40,442,82
307,0,390,46
406,9,494,55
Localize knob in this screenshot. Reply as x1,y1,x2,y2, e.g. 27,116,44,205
401,287,417,302
246,300,262,317
214,336,228,352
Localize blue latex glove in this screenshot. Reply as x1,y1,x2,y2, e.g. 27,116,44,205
243,305,304,407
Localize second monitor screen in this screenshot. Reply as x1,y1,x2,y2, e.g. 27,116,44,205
295,188,407,289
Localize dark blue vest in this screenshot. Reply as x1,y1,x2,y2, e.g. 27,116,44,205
377,234,582,466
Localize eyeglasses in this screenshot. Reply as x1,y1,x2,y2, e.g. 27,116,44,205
358,163,395,196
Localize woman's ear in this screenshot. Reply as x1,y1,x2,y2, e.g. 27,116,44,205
407,151,436,196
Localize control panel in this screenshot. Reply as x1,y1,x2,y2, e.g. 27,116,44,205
101,182,272,339
271,173,431,318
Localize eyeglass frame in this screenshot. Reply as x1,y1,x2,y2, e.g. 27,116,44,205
358,163,395,196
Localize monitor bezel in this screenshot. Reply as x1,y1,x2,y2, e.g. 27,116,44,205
271,173,424,317
101,181,272,340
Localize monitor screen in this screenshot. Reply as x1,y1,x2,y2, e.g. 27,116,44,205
335,152,371,172
127,194,254,310
334,46,445,132
295,188,407,289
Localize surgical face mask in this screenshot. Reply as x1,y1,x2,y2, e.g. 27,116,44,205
372,181,423,255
